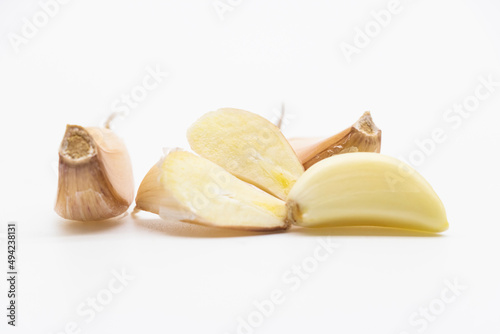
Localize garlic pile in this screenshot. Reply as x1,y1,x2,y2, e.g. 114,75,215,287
134,108,448,233
54,108,447,233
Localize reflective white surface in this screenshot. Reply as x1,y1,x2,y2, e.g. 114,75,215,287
1,0,499,333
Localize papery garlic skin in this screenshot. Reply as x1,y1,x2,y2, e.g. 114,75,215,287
187,108,304,200
287,153,448,233
136,150,289,231
289,112,382,170
55,125,134,221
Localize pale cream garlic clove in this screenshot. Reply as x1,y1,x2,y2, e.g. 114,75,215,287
135,150,289,231
286,152,448,233
187,108,304,200
289,112,381,170
55,125,134,221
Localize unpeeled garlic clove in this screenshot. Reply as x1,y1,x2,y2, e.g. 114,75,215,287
187,108,304,200
55,125,134,221
289,112,381,170
287,152,448,233
135,150,289,231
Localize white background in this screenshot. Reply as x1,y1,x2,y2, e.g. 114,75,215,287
1,0,500,333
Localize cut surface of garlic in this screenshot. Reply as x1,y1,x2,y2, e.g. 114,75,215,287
287,152,448,233
187,108,304,200
135,150,289,231
289,112,381,170
55,125,134,221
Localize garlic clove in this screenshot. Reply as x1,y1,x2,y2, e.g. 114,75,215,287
289,112,381,170
187,108,304,200
135,150,289,231
287,152,448,233
55,125,134,221
133,163,165,216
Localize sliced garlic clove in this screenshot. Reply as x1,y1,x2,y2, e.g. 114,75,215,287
289,112,381,170
135,150,289,231
55,125,134,221
287,152,448,233
187,108,304,200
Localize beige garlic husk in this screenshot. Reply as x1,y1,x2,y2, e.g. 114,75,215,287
288,111,381,169
55,125,134,221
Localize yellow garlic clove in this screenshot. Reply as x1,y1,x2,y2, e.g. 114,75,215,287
187,108,304,200
55,125,134,221
135,150,289,231
287,152,448,233
289,112,381,170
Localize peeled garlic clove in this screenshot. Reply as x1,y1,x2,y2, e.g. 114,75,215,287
135,150,289,231
289,112,381,170
287,153,448,233
187,108,304,200
55,125,134,221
